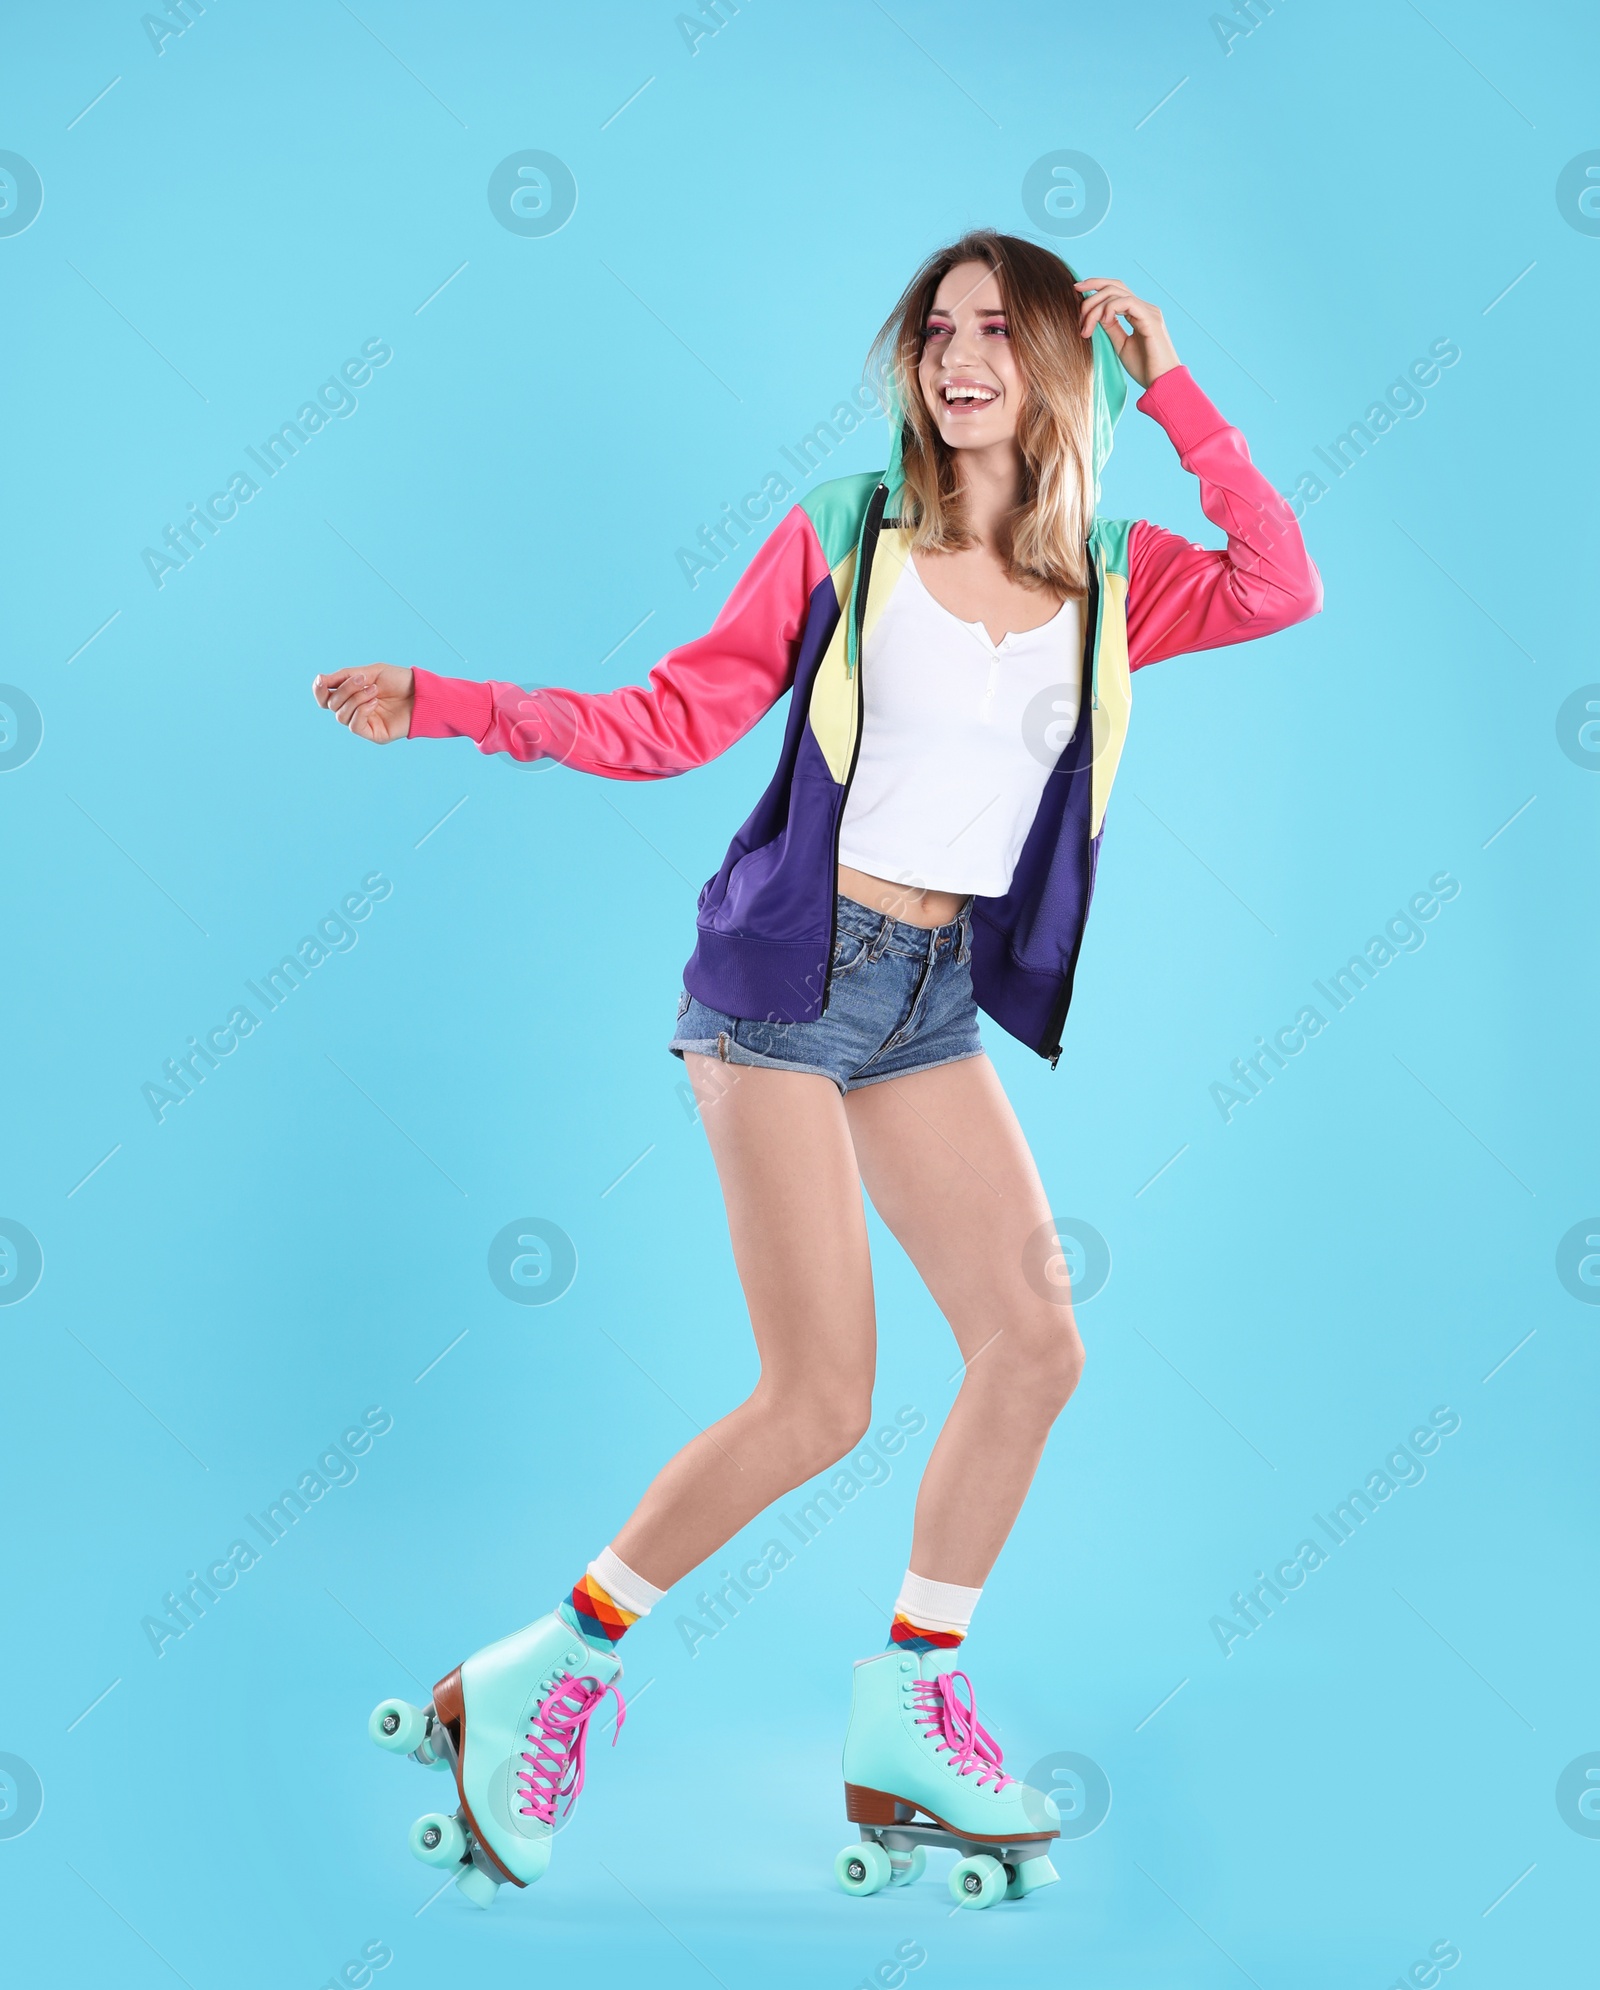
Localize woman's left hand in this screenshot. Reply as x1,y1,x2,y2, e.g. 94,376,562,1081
1074,278,1181,389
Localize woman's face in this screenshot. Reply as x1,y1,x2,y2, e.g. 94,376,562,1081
916,259,1025,451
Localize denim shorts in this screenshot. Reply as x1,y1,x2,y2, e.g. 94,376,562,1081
669,894,984,1094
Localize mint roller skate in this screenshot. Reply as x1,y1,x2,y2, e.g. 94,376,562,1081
368,1611,625,1908
835,1647,1060,1910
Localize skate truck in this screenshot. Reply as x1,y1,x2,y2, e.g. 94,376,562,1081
369,1684,506,1909
835,1786,1060,1911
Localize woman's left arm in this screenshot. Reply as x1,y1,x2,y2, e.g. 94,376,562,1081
1076,277,1323,669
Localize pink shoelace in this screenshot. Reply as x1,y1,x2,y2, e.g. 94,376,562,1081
516,1670,626,1825
910,1670,1016,1792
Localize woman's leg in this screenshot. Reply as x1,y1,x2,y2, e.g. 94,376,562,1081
608,1053,878,1588
374,1064,878,1894
843,1054,1084,1587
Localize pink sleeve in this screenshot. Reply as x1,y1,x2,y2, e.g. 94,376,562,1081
406,503,833,779
1124,366,1322,670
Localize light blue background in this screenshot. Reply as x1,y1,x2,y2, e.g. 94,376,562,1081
2,2,1596,1984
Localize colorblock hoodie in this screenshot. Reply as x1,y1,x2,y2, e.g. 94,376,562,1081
407,331,1322,1063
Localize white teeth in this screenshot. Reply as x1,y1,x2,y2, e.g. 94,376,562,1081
944,385,997,404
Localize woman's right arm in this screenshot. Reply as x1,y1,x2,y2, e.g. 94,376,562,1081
314,504,834,781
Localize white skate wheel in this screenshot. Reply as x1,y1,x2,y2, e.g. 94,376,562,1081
949,1853,1007,1909
835,1841,893,1896
370,1698,428,1754
409,1811,467,1867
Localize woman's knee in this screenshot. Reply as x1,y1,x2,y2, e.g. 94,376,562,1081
985,1314,1084,1416
1052,1323,1087,1403
752,1384,873,1479
797,1396,875,1474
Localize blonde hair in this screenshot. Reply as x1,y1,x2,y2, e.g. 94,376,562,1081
866,229,1095,598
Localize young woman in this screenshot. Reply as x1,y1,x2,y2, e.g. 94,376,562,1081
320,231,1321,1910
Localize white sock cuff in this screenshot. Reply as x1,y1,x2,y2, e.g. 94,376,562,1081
588,1545,666,1617
894,1570,982,1635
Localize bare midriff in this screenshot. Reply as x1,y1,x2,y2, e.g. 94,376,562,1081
836,864,970,930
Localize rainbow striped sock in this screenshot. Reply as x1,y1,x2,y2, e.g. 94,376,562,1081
559,1573,639,1652
555,1547,666,1655
888,1613,966,1655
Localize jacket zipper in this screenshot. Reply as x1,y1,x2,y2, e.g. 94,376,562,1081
821,481,890,1013
1043,542,1101,1068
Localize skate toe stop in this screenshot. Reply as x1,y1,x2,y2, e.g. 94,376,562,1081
455,1864,500,1910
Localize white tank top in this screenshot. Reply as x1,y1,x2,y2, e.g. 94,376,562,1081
836,553,1083,897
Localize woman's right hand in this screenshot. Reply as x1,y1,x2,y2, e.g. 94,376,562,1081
313,664,415,743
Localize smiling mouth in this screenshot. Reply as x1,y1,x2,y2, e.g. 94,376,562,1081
941,382,999,411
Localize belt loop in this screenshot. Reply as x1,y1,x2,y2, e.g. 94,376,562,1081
957,900,972,966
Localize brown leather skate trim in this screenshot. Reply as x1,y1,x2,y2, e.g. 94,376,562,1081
843,1782,1058,1844
845,1781,908,1824
433,1665,524,1888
